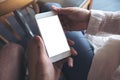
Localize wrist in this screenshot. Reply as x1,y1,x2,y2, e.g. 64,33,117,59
86,10,91,29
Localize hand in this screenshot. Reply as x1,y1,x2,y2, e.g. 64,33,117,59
52,6,90,31
27,36,77,80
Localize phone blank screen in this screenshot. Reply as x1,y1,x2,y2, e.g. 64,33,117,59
36,15,70,58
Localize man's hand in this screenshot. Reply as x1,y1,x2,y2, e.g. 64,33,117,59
27,36,77,80
52,6,90,31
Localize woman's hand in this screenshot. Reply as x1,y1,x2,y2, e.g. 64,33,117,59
52,6,90,31
27,36,77,80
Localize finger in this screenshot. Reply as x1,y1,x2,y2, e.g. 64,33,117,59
70,47,78,56
28,36,48,62
68,57,73,67
27,36,42,80
27,36,40,59
51,5,59,13
33,36,48,59
54,58,67,69
52,6,72,15
67,39,75,46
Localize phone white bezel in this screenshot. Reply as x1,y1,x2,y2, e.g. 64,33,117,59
35,11,71,63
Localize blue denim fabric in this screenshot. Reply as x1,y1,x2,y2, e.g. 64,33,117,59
39,2,94,80
63,31,94,80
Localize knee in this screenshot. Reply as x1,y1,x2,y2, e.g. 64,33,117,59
66,31,94,52
0,43,26,80
0,43,24,60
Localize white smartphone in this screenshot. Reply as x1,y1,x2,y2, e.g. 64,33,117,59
35,11,71,63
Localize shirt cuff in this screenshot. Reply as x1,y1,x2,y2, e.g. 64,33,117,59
86,10,106,35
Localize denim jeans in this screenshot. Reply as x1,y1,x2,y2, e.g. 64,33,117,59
39,2,94,80
63,31,94,80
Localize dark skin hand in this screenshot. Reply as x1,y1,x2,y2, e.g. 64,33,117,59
27,36,77,80
52,6,90,31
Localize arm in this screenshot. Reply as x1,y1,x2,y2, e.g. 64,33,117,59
52,6,120,35
87,10,120,35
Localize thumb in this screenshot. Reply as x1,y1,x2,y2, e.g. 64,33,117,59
27,36,48,63
27,36,50,80
51,6,70,15
33,36,48,59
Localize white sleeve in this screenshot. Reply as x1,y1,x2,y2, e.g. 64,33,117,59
86,10,120,35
